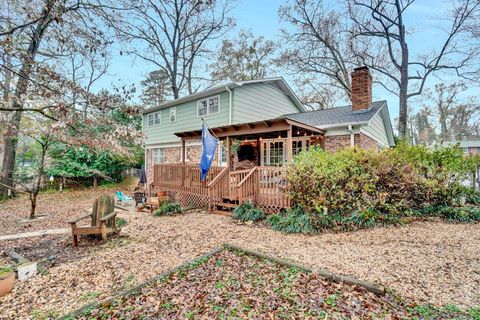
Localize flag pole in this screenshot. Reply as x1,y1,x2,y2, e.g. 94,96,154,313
201,117,227,151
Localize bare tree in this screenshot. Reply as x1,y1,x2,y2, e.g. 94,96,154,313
0,0,120,198
409,106,437,145
415,82,479,143
348,0,480,138
278,0,368,100
109,0,234,99
210,30,277,82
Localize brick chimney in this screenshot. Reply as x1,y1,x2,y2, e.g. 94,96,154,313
351,66,372,111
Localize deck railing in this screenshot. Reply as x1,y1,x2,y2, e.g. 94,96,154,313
237,167,258,203
154,164,291,212
256,166,290,210
154,164,222,196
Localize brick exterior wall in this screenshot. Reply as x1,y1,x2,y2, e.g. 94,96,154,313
324,133,379,152
356,133,378,150
351,66,372,111
324,135,351,152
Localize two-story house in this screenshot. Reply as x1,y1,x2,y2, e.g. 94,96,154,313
143,67,394,213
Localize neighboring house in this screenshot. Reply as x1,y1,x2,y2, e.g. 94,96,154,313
444,136,480,155
143,66,395,184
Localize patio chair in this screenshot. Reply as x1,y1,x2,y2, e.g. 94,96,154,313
68,194,120,247
133,191,146,207
116,191,133,206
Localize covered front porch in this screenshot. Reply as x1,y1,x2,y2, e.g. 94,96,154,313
152,118,324,214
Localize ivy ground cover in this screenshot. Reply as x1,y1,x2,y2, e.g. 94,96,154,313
75,249,476,320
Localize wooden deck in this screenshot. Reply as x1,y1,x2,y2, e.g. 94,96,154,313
153,164,291,213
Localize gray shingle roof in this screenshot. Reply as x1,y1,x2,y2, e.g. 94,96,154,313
285,100,386,128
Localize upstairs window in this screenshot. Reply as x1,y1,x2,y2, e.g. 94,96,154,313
169,107,176,123
147,112,161,126
198,96,220,117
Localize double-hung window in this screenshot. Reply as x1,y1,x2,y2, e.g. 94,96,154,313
169,107,176,123
198,96,219,117
147,112,161,126
152,148,165,164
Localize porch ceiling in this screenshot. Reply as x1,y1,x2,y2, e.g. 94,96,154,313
175,118,325,140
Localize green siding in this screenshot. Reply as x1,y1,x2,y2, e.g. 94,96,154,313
361,113,389,147
144,91,229,145
232,83,300,123
143,82,302,145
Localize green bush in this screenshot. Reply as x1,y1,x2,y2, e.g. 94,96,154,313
288,147,428,217
0,266,13,276
288,144,477,217
281,144,480,233
232,202,265,222
267,206,317,234
153,201,182,216
435,206,480,223
116,217,127,227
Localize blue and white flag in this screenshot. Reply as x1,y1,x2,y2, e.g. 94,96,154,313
200,122,218,181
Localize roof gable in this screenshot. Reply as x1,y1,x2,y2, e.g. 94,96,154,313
143,77,306,114
285,100,395,146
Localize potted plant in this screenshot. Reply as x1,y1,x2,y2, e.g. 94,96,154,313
0,266,14,297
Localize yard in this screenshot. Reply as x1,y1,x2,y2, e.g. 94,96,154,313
0,189,480,319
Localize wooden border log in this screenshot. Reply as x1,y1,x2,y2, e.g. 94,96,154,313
223,243,385,295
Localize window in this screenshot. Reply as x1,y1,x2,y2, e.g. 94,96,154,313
261,137,311,165
147,112,161,126
198,96,220,117
261,139,286,166
218,146,227,166
169,107,176,123
293,138,310,156
152,148,165,164
269,141,284,165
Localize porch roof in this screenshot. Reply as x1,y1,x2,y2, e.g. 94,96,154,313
175,118,325,140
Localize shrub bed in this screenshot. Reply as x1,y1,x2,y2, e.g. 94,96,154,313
283,144,480,234
153,201,182,216
232,202,265,222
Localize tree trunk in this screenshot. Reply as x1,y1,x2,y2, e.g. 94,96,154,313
0,2,54,198
29,191,38,219
93,175,98,189
29,142,49,219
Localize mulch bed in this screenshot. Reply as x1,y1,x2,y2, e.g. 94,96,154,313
75,249,470,320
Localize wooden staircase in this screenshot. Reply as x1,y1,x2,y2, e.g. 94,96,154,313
207,168,255,216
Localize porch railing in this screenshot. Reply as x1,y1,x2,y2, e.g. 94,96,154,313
154,164,291,212
154,164,222,196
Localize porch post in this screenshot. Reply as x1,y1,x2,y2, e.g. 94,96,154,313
181,138,186,165
181,138,186,187
226,136,231,170
286,125,293,162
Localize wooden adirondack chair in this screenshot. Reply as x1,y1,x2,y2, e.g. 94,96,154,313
68,194,120,247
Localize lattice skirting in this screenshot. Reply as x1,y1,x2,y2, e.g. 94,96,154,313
159,188,209,209
256,202,290,214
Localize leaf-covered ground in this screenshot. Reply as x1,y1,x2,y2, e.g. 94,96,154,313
0,187,119,235
77,249,476,320
1,189,480,318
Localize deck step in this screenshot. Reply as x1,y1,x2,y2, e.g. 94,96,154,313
217,202,238,209
212,209,232,217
